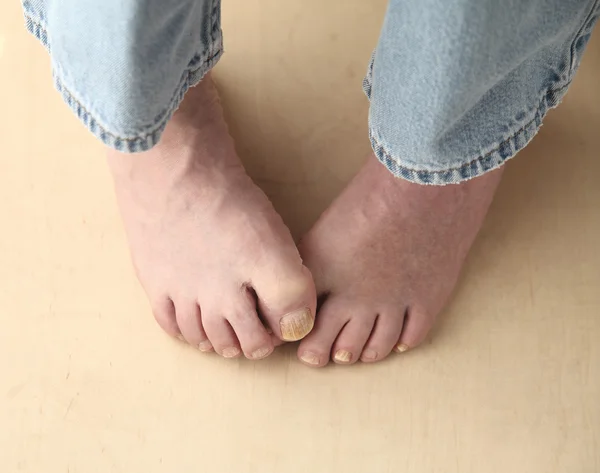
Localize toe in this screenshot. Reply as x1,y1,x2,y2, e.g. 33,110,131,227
174,302,212,352
396,306,435,353
297,299,348,368
331,312,376,365
252,264,317,342
202,314,242,359
151,297,181,339
225,290,274,360
360,311,406,363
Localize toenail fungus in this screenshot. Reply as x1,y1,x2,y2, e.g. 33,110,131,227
280,308,314,341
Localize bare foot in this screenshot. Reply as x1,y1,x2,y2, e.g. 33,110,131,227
107,74,316,360
297,154,503,367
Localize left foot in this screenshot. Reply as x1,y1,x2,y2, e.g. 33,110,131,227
297,153,503,367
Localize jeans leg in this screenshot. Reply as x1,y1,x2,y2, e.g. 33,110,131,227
364,0,600,184
22,0,223,152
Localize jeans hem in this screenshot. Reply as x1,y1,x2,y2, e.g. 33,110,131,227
23,13,223,153
368,81,571,185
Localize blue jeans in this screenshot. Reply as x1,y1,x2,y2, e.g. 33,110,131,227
23,0,600,184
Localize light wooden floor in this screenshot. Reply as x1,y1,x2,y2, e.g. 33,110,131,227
1,1,599,472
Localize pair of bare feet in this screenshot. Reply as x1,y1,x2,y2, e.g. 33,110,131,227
107,74,503,367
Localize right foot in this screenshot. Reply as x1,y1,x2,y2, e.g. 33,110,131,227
107,74,316,360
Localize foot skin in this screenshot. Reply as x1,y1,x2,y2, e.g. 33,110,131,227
107,74,316,360
297,154,503,367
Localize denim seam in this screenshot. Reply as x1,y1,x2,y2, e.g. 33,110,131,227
24,14,223,153
568,0,600,73
368,81,571,185
210,0,221,53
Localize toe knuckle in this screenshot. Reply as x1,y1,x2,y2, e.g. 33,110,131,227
227,310,253,324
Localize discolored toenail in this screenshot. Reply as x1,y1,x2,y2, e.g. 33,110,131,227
394,343,410,353
250,347,271,360
280,308,314,341
334,350,352,364
361,349,378,361
222,347,241,358
198,340,213,352
300,351,320,366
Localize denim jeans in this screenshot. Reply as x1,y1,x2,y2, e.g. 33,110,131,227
23,0,599,184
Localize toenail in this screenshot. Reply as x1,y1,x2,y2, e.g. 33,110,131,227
394,343,410,353
300,352,320,366
362,349,378,361
280,308,314,342
250,347,271,360
222,347,241,359
176,334,185,341
198,340,213,352
334,350,352,364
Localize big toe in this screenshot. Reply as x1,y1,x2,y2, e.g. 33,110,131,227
252,264,317,342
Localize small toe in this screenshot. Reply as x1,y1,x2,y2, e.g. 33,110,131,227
331,312,376,364
253,264,317,342
297,298,348,368
225,290,274,360
396,306,435,353
361,311,406,362
202,313,242,359
174,301,212,351
151,297,181,339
